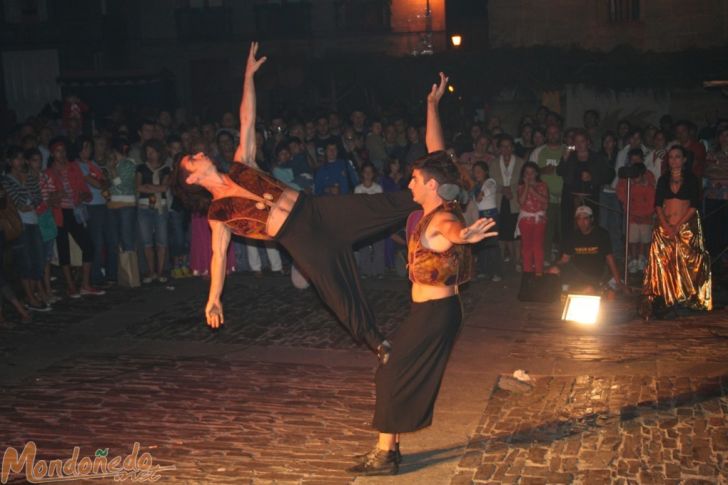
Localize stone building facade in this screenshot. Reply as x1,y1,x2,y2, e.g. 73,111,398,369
488,0,728,52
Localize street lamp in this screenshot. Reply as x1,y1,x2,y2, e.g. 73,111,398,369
450,34,462,47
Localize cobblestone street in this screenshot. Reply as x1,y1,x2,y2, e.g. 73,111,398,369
0,271,727,484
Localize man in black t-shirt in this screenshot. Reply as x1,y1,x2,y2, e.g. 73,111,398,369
548,205,626,293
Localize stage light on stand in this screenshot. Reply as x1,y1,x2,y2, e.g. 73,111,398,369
561,294,601,325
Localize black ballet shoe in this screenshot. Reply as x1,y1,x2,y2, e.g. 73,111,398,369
347,448,399,476
377,340,392,365
354,443,402,465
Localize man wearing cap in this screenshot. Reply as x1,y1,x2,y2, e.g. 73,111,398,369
547,205,626,293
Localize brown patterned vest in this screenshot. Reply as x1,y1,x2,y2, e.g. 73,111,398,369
407,204,472,286
207,163,288,241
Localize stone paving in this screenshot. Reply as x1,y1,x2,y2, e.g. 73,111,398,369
453,375,728,484
122,276,478,348
0,354,377,484
0,271,727,484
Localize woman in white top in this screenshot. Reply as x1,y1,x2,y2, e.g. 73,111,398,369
472,161,502,281
488,135,524,269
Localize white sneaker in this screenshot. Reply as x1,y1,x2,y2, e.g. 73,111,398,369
142,274,157,284
491,275,502,282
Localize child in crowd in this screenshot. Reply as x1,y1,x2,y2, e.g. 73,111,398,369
472,161,503,281
354,163,385,277
516,162,549,275
617,149,656,273
26,148,59,300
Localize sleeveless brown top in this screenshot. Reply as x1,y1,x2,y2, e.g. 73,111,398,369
407,204,472,287
207,163,288,241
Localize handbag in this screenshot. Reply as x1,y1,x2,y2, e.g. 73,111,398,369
37,210,58,242
518,272,561,303
0,195,23,242
118,250,141,288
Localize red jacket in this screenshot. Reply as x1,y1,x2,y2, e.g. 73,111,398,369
45,161,91,227
684,139,707,178
617,171,656,224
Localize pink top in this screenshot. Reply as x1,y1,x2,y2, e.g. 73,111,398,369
517,181,548,214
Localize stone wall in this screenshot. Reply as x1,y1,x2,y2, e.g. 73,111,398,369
488,0,728,52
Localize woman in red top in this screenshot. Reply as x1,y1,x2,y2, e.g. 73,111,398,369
517,162,549,275
45,138,104,298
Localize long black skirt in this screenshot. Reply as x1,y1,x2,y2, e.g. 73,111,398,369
373,294,463,433
275,190,417,351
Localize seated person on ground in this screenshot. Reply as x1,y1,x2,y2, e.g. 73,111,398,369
547,205,626,294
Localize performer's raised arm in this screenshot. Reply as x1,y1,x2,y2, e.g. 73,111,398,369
425,72,449,152
234,42,267,167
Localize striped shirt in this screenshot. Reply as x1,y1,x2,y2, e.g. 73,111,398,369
1,174,42,224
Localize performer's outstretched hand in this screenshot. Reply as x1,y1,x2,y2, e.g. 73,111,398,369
427,72,449,105
206,299,224,329
245,41,267,79
459,218,498,244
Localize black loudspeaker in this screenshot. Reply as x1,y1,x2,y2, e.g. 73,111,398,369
517,273,561,303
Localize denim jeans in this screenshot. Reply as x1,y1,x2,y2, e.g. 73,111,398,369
599,191,624,261
108,206,137,282
86,204,112,284
137,207,168,248
246,243,282,272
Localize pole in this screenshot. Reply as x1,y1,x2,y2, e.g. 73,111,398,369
623,177,631,284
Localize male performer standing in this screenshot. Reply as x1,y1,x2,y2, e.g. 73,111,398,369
348,74,497,476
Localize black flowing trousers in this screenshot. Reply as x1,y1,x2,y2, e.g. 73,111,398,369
275,190,417,351
373,294,463,433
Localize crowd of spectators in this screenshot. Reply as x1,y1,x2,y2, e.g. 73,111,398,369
1,93,727,322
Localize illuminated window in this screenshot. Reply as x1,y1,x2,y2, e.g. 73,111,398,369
608,0,640,23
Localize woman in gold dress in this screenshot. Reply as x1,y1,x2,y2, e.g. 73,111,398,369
641,145,712,318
